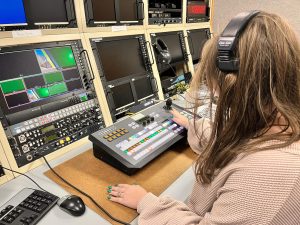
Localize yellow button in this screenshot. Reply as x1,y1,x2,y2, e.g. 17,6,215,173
107,138,113,142
59,140,65,145
66,137,71,142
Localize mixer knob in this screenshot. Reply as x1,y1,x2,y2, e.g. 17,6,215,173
150,117,155,121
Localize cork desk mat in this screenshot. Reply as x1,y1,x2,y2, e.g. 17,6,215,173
44,141,197,224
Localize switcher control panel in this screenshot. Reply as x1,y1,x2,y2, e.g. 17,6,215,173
89,101,193,174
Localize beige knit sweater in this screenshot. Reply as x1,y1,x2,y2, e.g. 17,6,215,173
137,119,300,224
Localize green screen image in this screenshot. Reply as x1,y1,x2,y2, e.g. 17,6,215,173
0,79,25,94
48,47,76,69
35,87,50,98
48,82,68,96
44,72,63,84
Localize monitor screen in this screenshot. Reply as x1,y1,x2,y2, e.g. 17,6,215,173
111,83,135,109
23,0,68,25
188,29,209,60
134,77,154,101
0,0,27,26
0,46,83,110
91,0,116,22
156,33,184,64
119,0,137,22
95,38,146,81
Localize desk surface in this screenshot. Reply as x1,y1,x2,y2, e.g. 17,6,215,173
0,142,195,225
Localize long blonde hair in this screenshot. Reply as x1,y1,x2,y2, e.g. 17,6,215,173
191,12,300,184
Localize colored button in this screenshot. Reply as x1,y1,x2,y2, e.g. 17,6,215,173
112,135,117,139
103,135,109,139
107,138,113,142
66,137,71,142
112,131,117,134
59,140,65,145
116,134,121,137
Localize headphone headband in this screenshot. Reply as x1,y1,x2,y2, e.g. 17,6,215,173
217,10,260,72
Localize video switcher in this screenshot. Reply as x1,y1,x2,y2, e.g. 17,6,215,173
89,101,194,174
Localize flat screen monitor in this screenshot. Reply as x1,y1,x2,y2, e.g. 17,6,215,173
134,77,154,101
111,83,135,110
155,33,185,64
0,0,27,26
91,0,116,22
94,37,146,82
188,29,209,61
0,46,83,113
23,0,69,25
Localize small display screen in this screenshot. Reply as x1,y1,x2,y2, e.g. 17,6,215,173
0,0,27,26
23,0,68,24
187,2,206,17
91,0,116,22
44,134,58,143
134,77,154,101
155,33,184,64
95,37,146,81
41,125,56,134
111,83,135,109
0,46,83,110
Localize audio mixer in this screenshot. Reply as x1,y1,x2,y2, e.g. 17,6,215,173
89,101,194,174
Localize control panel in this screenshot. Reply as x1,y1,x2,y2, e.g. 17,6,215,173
0,40,105,167
89,101,194,174
8,98,103,167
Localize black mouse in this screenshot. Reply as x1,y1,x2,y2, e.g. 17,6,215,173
57,195,86,216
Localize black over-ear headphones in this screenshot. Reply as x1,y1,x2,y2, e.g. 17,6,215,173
153,38,172,64
217,10,260,72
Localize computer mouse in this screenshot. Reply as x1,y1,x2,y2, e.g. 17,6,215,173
57,195,86,216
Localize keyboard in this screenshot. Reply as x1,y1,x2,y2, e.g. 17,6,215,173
0,188,59,225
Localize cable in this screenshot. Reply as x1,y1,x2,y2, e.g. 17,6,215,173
42,156,130,225
0,166,48,192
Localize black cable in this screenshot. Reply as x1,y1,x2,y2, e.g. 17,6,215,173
42,156,130,225
0,166,48,192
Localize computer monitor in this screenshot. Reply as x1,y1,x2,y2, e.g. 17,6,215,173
20,0,77,28
111,83,135,110
134,77,154,101
94,37,147,81
91,34,157,120
0,0,27,26
90,0,116,23
187,28,210,62
119,0,138,22
0,45,84,115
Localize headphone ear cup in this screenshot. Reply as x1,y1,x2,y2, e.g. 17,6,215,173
154,38,172,64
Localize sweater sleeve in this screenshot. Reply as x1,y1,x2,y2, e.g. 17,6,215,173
187,118,212,154
136,151,300,225
137,193,203,225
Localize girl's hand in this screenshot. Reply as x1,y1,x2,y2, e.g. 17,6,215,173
107,184,148,209
170,109,189,129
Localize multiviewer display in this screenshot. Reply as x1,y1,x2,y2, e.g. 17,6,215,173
0,46,83,112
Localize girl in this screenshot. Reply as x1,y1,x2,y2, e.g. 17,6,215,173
107,11,300,224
